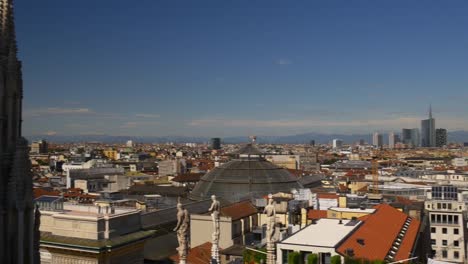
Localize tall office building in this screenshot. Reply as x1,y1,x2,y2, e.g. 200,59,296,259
0,0,39,262
30,140,48,154
210,137,221,150
421,106,436,147
388,132,397,149
372,132,383,148
436,128,448,147
402,128,420,148
332,139,343,149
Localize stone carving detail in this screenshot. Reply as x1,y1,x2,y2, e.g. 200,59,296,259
264,194,277,264
208,195,220,264
173,198,189,264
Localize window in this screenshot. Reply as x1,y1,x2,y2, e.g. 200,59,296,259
442,240,447,246
437,203,441,209
442,203,447,209
431,227,436,233
442,228,447,234
448,203,452,210
431,214,435,222
431,239,436,245
454,241,459,247
454,251,459,259
442,250,447,258
454,215,459,224
454,228,459,235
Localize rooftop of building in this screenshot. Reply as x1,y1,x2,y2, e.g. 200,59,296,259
40,230,155,251
328,207,376,214
281,218,362,248
336,204,420,262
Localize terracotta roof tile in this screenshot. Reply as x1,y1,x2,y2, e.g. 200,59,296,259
307,210,328,220
337,204,420,262
317,193,339,199
221,200,258,221
171,242,213,264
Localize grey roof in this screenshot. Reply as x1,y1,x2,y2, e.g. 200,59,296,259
35,195,61,203
190,158,303,202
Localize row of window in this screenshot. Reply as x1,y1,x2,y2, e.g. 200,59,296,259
430,214,460,224
432,250,460,259
431,239,460,247
431,227,459,235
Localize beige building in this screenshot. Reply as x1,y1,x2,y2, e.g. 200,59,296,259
37,196,154,264
425,186,467,263
190,201,258,249
265,154,299,170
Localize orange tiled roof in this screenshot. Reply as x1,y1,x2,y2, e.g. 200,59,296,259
307,209,328,220
221,200,258,221
337,204,420,262
171,242,213,264
317,193,339,199
33,188,60,199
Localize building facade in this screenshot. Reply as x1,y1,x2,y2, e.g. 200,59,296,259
210,137,221,150
0,0,39,262
436,129,447,148
38,198,153,264
372,132,383,148
425,186,466,263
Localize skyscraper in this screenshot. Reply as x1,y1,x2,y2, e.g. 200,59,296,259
402,128,420,148
436,128,447,147
388,132,396,149
332,139,343,149
0,0,38,262
421,105,436,147
210,137,221,150
372,132,383,148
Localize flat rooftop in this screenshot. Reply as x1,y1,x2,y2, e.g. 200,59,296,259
328,207,375,214
281,218,361,248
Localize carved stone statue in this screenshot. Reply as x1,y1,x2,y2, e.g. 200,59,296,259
173,200,189,264
208,195,221,264
264,194,276,243
264,194,277,264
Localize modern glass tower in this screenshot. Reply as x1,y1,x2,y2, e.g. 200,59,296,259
421,106,436,147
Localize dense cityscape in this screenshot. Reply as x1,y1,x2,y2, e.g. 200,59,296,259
2,1,468,264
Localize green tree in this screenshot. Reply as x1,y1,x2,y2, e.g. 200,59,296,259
372,260,385,264
331,255,342,264
288,251,300,264
307,253,319,264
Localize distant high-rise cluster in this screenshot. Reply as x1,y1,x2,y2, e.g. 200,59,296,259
372,106,448,149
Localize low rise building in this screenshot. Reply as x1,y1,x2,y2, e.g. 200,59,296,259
37,196,154,264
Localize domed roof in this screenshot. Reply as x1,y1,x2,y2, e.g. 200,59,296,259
190,144,303,202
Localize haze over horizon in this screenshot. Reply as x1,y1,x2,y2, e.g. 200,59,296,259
16,0,468,138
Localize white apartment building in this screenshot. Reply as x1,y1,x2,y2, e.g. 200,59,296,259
425,186,468,263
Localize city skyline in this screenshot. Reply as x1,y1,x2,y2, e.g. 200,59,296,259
15,0,468,137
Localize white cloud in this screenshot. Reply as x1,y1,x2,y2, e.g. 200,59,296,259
135,113,160,118
24,107,93,117
120,121,160,129
188,116,431,131
276,59,292,65
44,131,58,136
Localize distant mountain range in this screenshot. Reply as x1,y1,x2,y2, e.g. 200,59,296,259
26,130,468,144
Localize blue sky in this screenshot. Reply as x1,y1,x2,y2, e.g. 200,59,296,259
16,0,468,137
